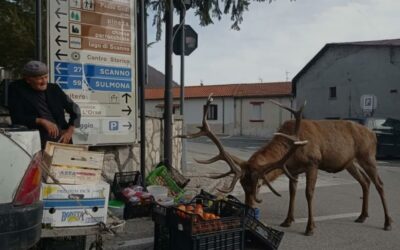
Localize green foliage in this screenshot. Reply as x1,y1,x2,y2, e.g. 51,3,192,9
0,0,35,75
148,0,289,41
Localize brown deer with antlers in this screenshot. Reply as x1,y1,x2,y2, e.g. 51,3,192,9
181,94,392,236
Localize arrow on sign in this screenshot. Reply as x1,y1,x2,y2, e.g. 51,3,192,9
122,106,132,115
55,63,68,74
55,77,67,85
55,35,67,46
56,0,67,5
123,122,132,129
55,49,68,60
55,8,67,19
122,93,131,103
55,22,67,32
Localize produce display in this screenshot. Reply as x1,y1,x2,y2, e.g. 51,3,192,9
171,200,243,235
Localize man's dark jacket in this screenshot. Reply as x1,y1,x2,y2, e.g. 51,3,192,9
8,80,81,144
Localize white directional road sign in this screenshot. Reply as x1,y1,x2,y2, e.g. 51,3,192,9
47,0,136,145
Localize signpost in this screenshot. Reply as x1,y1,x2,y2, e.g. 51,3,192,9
47,0,136,145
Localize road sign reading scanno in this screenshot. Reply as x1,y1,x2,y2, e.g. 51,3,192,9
47,0,136,145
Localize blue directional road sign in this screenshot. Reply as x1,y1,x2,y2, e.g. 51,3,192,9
53,61,132,92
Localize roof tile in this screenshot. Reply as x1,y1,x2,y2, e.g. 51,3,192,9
145,82,292,100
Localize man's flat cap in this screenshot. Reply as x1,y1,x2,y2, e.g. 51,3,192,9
23,60,48,77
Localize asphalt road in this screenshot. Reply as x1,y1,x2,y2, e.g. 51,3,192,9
185,136,400,250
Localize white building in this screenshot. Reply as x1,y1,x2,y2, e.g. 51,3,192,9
145,82,293,138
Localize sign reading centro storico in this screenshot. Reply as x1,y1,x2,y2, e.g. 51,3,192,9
47,0,136,145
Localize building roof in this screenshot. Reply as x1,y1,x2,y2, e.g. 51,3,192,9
145,82,292,100
292,38,400,95
147,65,178,88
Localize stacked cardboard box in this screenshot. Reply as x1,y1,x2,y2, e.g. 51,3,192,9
41,142,110,227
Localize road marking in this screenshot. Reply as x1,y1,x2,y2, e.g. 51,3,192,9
294,212,359,223
117,237,154,249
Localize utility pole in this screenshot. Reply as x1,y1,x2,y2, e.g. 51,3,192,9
138,0,147,184
179,7,187,173
164,0,173,168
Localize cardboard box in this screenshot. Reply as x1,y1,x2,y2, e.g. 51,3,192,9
45,165,102,185
41,182,109,200
51,148,104,170
41,182,110,227
45,141,88,156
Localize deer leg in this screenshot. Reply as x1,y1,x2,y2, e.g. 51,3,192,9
346,164,370,223
359,158,392,231
304,166,318,236
280,174,299,227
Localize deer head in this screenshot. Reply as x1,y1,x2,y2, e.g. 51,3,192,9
179,94,307,206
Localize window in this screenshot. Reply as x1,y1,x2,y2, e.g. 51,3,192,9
250,102,263,122
329,87,337,99
205,104,218,120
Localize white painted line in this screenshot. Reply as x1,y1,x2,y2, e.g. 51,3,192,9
294,213,360,223
117,237,154,249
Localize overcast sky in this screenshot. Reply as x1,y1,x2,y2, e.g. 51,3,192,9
146,0,400,86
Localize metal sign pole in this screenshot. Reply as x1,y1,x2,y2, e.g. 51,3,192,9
164,0,174,168
35,0,42,61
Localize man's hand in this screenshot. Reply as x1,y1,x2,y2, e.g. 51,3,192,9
36,118,59,138
59,126,74,144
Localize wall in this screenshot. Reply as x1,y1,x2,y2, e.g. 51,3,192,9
296,46,400,119
146,97,236,135
234,97,293,137
81,114,183,184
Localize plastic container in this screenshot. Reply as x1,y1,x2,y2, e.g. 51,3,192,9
155,196,174,207
108,200,125,219
170,227,244,250
146,165,185,201
147,185,168,198
180,190,197,203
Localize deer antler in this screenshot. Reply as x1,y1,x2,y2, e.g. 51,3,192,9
178,94,244,193
261,101,307,186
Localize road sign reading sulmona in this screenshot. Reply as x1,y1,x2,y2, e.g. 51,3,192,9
173,24,198,56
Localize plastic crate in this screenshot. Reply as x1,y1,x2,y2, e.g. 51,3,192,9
169,199,245,236
123,198,153,219
152,203,170,226
146,165,185,201
245,220,284,250
37,236,86,250
112,171,141,198
170,227,244,250
224,195,284,250
154,223,171,250
111,171,152,219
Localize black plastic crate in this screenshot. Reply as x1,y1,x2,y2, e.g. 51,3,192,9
111,171,153,219
169,199,245,236
224,195,284,250
123,196,153,219
112,171,141,198
37,236,86,250
152,203,170,226
154,223,171,250
170,227,244,250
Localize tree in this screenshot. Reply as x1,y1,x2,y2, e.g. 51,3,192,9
148,0,293,41
0,0,43,76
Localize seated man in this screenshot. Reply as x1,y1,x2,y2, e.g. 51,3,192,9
8,61,81,149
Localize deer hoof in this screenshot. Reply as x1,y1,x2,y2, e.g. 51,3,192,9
354,215,368,223
304,230,314,236
384,224,392,231
280,219,293,227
